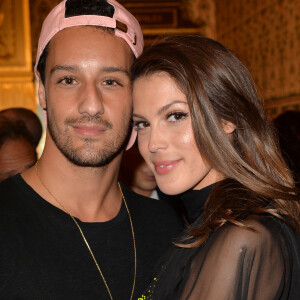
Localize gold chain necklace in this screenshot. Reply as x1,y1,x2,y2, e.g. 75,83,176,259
35,162,136,300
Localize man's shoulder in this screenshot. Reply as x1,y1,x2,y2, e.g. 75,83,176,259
0,175,20,198
0,174,31,211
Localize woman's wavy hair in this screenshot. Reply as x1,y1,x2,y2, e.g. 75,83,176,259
131,34,300,247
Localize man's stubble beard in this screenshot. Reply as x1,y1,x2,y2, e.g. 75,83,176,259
46,107,131,168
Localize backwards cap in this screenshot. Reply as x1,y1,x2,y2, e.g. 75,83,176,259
35,0,143,77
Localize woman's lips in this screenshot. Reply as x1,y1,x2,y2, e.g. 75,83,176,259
153,160,180,175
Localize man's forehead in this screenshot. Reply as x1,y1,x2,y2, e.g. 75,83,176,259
46,26,133,67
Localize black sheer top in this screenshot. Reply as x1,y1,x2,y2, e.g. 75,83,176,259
140,184,300,300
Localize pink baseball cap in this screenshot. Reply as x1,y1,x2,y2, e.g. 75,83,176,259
35,0,143,77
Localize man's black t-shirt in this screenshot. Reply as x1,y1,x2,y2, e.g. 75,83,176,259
0,175,181,299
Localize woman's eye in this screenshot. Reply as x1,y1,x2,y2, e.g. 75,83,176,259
167,112,188,122
58,77,77,85
133,121,149,131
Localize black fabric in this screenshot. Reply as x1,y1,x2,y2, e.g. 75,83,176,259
0,174,181,299
141,187,300,300
180,184,214,224
65,0,114,18
156,188,186,222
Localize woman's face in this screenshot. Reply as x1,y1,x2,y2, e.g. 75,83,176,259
132,72,223,195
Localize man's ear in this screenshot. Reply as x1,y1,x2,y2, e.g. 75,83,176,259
222,120,236,134
37,72,46,110
36,71,48,128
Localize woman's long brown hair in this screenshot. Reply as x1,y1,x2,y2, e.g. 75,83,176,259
131,35,300,247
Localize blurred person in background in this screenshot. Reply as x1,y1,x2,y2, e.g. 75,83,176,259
0,118,37,181
0,107,43,148
120,142,186,220
119,142,158,198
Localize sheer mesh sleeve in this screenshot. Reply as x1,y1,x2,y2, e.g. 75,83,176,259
180,216,288,300
142,215,296,300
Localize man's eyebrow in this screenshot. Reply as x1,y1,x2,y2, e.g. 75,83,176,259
50,65,79,74
102,67,130,76
50,65,130,76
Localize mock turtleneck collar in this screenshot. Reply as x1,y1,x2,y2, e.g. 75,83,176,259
180,184,215,223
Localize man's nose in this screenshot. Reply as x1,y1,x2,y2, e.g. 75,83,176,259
78,83,104,116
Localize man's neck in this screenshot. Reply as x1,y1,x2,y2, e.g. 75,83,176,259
22,148,123,223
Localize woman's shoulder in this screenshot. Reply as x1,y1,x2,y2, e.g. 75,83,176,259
181,215,293,299
206,214,290,259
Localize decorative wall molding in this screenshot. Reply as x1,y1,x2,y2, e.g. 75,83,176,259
0,0,14,59
121,1,206,45
0,0,35,111
0,0,32,75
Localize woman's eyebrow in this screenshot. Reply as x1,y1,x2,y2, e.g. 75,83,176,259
157,101,188,115
133,101,188,119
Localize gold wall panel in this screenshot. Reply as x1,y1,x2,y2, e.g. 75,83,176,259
121,1,207,46
0,81,35,110
215,0,300,118
0,0,35,112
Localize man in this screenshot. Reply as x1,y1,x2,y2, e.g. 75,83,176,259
0,118,37,181
0,0,180,298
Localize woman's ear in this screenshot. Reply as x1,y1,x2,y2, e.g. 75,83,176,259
222,120,236,134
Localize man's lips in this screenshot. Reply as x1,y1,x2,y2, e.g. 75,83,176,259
72,124,107,136
153,160,181,175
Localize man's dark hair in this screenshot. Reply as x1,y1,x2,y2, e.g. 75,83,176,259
37,0,116,85
37,42,50,85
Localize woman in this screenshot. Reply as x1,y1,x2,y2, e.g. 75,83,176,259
131,35,300,299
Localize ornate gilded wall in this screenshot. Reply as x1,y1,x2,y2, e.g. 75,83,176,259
215,0,300,117
0,0,35,111
2,0,298,118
